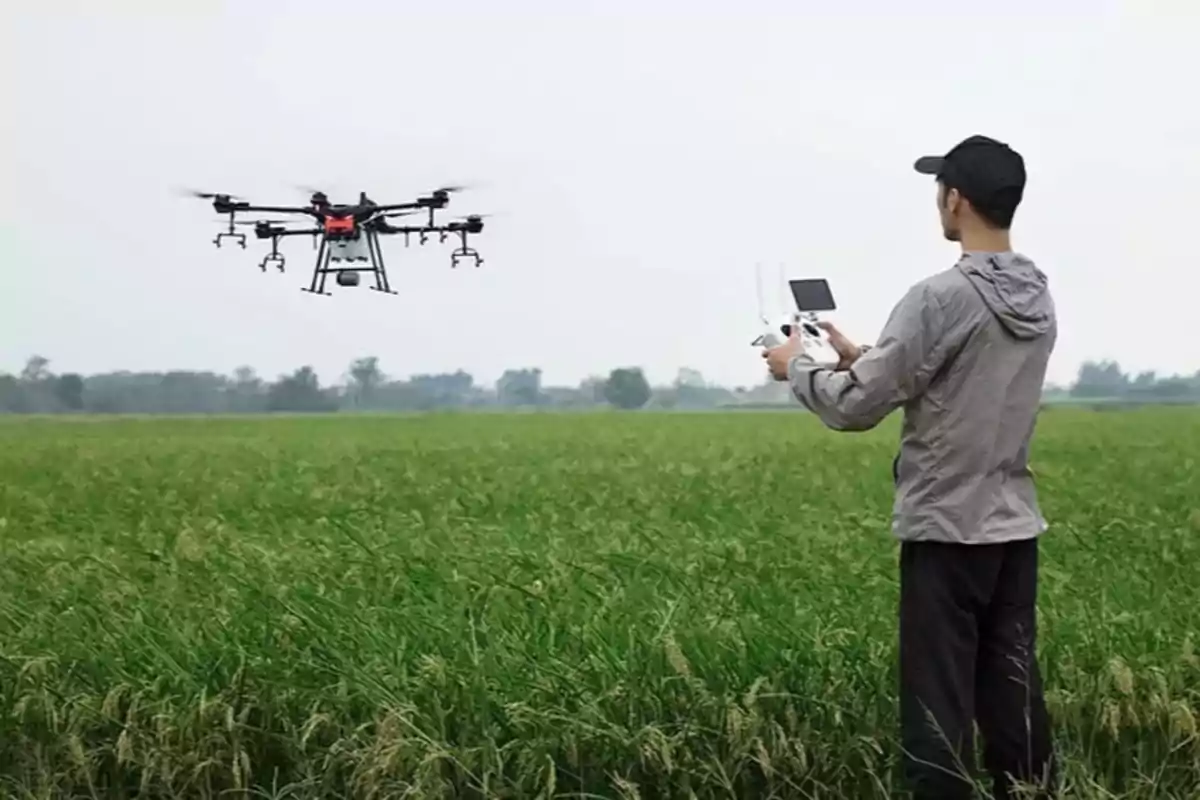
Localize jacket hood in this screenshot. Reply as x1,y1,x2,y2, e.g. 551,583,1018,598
957,251,1053,340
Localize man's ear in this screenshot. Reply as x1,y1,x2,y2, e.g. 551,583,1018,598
943,186,963,215
935,182,951,210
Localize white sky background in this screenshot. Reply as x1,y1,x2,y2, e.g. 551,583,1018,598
2,0,1196,389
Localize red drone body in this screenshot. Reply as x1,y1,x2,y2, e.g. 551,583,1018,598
322,215,356,236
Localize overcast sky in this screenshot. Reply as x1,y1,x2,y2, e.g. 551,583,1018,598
3,0,1196,389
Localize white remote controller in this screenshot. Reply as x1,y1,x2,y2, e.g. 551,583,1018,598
751,272,842,369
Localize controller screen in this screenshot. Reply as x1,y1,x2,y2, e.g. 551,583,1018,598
789,279,836,313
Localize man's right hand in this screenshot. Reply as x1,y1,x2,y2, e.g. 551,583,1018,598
816,321,863,371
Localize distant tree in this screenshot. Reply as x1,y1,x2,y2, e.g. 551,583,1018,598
603,367,652,410
1071,360,1129,398
233,366,258,385
12,355,57,412
159,371,209,413
54,374,85,411
578,375,607,404
540,385,594,407
266,366,339,413
1146,377,1193,399
83,371,151,414
20,355,51,384
739,376,792,406
675,367,706,388
346,356,385,409
666,366,735,408
227,366,266,413
376,370,476,410
497,367,543,406
0,374,28,412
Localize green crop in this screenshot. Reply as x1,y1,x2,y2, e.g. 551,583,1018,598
0,408,1197,799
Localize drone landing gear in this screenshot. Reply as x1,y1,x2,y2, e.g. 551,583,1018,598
301,231,397,296
451,247,483,268
259,235,286,273
302,237,334,296
366,229,397,295
450,230,482,268
213,211,247,249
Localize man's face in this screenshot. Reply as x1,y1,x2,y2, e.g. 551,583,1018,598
936,182,963,242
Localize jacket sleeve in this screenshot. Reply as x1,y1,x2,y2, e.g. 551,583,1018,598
787,282,949,431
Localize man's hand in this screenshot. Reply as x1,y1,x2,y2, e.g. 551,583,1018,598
816,321,863,371
762,329,805,381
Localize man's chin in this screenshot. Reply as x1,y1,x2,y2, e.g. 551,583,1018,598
942,228,962,242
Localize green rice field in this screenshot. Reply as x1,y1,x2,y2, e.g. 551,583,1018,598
1,408,1198,799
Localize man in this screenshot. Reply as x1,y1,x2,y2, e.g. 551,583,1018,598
763,134,1058,799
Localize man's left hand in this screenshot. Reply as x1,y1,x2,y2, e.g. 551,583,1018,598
762,330,805,381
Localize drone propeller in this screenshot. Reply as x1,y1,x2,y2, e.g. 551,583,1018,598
379,210,422,219
450,213,497,228
180,187,243,201
290,184,332,206
232,219,286,227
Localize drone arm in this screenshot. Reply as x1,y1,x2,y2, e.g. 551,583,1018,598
235,204,320,218
372,225,434,235
270,228,322,238
368,219,403,234
373,202,424,213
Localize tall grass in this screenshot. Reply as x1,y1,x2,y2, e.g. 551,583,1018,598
0,409,1197,798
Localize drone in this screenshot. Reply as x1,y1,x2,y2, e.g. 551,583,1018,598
183,186,488,296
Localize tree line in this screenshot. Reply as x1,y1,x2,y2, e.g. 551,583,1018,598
1,356,1195,415
0,356,789,414
1044,360,1200,403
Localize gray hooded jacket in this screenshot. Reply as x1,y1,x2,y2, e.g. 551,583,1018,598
788,251,1056,544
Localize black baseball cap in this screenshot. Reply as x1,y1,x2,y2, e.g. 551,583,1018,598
914,134,1026,219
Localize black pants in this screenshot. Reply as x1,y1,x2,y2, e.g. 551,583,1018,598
899,536,1057,799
